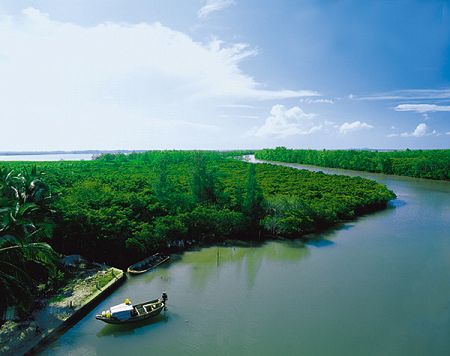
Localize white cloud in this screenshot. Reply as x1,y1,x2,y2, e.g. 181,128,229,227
299,98,334,104
446,131,450,135
354,89,450,101
252,105,322,138
399,123,437,137
0,8,317,150
198,0,235,19
394,104,450,113
338,121,373,134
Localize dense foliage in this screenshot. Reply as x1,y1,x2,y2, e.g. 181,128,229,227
0,168,58,312
255,147,450,180
1,151,395,270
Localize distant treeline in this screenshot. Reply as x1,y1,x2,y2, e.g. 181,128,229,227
255,148,450,180
1,151,395,271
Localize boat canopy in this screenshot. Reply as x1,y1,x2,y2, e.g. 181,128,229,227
110,303,133,321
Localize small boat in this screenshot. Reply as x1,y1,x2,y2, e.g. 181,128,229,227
95,293,168,324
127,253,169,275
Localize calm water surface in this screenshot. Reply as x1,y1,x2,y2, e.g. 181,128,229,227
40,157,450,356
0,153,93,161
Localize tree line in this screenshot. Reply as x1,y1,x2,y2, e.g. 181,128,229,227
255,147,450,180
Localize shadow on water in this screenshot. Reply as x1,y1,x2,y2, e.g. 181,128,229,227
302,223,355,248
301,198,406,248
388,199,406,209
96,314,168,338
333,223,355,232
305,239,335,248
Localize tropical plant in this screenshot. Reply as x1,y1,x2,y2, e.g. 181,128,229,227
0,166,54,241
0,236,58,309
0,168,58,311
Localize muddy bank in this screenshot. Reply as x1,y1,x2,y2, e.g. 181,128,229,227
0,265,124,355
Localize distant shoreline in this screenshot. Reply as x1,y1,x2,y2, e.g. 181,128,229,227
0,150,144,156
0,148,444,157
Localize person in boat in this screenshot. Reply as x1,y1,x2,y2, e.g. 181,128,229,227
97,293,168,324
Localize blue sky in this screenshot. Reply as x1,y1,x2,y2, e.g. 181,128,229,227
0,0,449,150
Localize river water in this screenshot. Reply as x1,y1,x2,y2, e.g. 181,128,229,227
40,157,450,356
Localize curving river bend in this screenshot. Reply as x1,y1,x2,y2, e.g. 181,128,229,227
40,157,450,356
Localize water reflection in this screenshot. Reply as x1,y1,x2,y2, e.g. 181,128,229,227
96,314,169,338
140,265,172,284
177,240,309,291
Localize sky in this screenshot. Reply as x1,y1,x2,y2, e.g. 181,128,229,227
0,0,449,151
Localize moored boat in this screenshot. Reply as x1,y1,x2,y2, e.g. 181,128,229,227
127,253,169,275
95,293,168,324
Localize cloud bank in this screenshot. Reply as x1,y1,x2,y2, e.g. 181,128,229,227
0,8,317,150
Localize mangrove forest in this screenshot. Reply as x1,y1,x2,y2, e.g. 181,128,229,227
256,148,450,180
0,150,396,313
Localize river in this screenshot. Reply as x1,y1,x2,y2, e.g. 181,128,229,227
39,157,450,356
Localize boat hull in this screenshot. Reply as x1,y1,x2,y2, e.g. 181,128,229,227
96,304,164,324
127,254,169,275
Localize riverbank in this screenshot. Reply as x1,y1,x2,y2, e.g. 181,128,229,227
0,263,125,355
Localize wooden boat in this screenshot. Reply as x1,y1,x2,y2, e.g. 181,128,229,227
127,253,169,275
95,293,168,324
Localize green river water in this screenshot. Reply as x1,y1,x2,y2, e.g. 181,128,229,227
39,158,450,356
